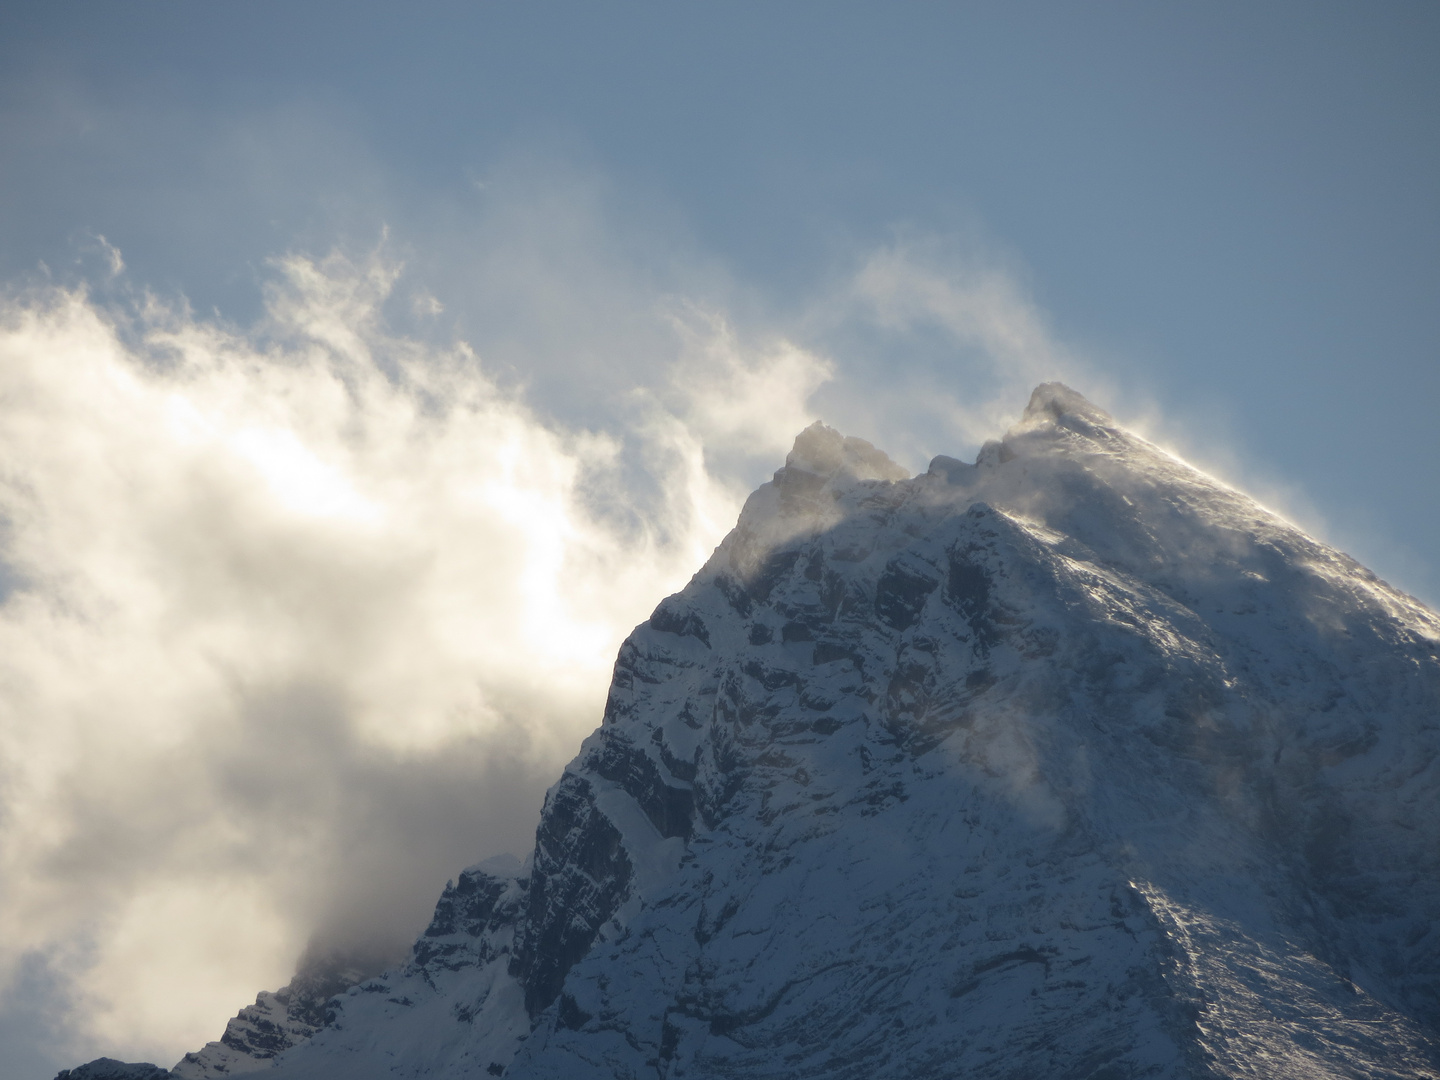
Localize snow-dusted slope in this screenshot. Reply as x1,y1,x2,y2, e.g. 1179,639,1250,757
182,385,1440,1078
168,953,391,1077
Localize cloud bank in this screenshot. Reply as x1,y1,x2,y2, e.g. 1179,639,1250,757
0,245,834,1067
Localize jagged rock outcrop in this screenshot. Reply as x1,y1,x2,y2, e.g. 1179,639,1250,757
71,384,1440,1079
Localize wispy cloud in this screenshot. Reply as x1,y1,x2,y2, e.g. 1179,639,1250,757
795,235,1109,471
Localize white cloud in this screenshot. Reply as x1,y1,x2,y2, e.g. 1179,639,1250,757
0,247,830,1066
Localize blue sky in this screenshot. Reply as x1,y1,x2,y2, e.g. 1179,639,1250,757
0,3,1436,1076
4,2,1437,595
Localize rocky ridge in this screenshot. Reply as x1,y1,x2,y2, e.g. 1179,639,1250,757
166,952,388,1078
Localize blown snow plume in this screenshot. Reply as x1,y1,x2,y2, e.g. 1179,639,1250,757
75,385,1440,1079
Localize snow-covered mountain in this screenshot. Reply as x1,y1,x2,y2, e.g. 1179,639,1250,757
64,384,1440,1079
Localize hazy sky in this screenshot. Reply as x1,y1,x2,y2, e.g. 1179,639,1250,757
1,3,1436,1077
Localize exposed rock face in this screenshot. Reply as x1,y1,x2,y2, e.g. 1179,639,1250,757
76,386,1440,1079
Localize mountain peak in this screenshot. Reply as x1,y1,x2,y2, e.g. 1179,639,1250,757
1019,381,1115,431
782,421,909,483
